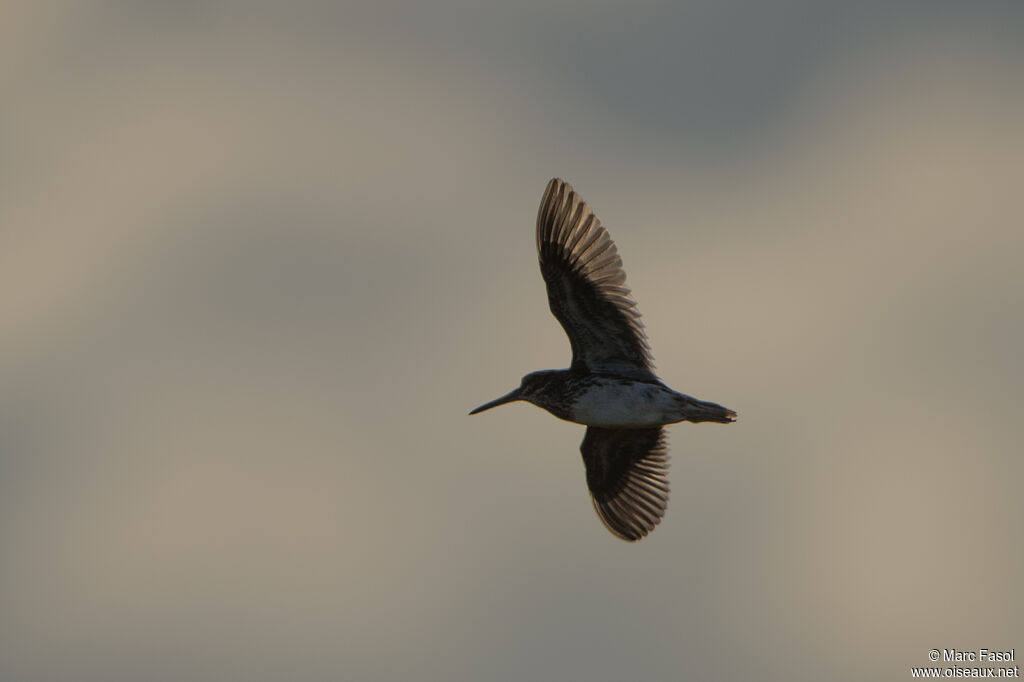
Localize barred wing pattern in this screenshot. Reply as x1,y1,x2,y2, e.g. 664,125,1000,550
536,178,655,379
581,427,670,542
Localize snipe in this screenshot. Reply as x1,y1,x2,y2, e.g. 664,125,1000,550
471,178,735,542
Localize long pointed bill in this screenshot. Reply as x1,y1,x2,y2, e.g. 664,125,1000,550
469,387,523,415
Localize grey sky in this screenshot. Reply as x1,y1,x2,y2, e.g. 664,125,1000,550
2,2,1022,681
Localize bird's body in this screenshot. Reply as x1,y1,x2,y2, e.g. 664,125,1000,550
498,369,732,430
471,178,735,542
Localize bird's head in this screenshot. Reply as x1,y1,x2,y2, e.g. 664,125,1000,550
469,370,561,415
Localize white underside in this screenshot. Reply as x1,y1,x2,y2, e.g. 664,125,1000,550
570,382,681,428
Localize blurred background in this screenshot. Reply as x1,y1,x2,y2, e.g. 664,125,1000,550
2,2,1022,680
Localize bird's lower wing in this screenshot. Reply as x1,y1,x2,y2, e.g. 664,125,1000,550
580,426,669,541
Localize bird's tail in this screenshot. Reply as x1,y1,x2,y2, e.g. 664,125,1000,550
677,395,737,424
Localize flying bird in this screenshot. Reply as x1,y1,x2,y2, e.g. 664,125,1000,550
471,178,736,542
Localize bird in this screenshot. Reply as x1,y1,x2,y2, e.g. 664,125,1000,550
470,178,736,542
471,178,737,540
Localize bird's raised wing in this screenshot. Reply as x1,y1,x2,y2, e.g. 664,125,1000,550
536,178,654,379
580,426,669,541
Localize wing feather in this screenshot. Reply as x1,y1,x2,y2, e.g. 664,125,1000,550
536,178,655,378
580,426,670,542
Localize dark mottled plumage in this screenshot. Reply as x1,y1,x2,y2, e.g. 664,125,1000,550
471,178,735,542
